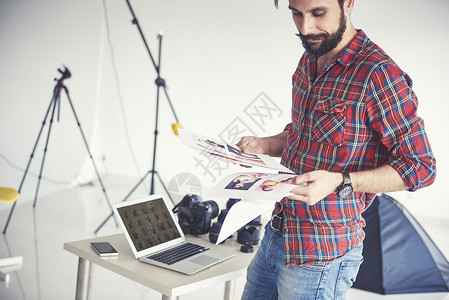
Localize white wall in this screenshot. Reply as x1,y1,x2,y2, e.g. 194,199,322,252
1,0,448,220
0,0,104,209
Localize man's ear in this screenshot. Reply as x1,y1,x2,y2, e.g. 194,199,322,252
345,0,355,14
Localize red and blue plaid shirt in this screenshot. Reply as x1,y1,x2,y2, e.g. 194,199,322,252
277,30,436,265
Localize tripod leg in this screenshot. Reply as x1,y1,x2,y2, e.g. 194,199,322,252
33,89,60,208
2,201,18,235
94,169,153,234
62,86,117,226
154,171,174,206
3,85,59,234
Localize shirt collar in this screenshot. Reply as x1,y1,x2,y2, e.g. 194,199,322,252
337,29,369,66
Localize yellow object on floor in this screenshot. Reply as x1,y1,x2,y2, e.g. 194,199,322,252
0,187,19,204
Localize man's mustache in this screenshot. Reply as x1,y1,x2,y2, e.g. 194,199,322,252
296,32,328,41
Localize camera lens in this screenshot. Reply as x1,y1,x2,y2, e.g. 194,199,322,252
204,200,219,219
217,209,228,223
208,222,222,244
227,198,241,209
237,215,262,245
237,226,261,245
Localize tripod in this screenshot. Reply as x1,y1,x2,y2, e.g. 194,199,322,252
3,66,116,234
94,0,181,234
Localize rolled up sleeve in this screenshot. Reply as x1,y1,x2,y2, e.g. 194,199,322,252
366,64,436,191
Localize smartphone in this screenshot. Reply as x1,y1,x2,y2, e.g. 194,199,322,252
90,242,119,257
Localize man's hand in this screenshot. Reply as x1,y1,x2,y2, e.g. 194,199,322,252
236,136,267,154
287,170,343,206
236,131,289,157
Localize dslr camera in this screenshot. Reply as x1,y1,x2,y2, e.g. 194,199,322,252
172,194,219,235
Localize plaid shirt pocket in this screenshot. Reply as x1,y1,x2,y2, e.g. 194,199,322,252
312,97,346,146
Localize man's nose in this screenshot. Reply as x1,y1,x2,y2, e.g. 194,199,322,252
299,15,316,36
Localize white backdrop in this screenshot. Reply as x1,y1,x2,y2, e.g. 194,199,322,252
1,0,448,220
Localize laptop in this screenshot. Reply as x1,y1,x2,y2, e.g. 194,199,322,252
113,194,234,275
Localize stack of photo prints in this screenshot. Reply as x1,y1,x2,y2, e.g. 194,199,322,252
180,130,306,244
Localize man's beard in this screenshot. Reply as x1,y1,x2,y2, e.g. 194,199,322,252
297,11,347,57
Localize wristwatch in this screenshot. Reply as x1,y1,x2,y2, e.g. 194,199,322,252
336,172,353,198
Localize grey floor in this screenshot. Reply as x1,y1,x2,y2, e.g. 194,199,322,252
1,175,449,300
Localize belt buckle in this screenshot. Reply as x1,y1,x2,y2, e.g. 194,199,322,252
270,212,283,232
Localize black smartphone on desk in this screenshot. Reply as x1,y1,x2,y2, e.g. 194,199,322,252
91,242,119,257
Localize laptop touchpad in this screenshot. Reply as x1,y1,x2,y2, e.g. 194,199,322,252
190,255,218,266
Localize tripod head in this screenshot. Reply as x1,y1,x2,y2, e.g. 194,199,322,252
55,66,71,82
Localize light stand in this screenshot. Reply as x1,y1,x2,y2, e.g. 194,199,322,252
94,0,181,234
3,67,116,234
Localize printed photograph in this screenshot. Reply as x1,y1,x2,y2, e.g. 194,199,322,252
254,179,290,192
224,173,267,190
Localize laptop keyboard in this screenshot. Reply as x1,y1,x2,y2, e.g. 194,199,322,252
148,242,210,265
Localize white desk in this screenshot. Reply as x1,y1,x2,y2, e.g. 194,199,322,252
64,233,257,300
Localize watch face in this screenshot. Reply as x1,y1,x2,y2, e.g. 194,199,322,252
338,185,353,198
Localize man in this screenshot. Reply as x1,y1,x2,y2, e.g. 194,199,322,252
237,0,436,299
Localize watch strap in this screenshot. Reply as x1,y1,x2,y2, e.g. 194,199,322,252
342,172,351,185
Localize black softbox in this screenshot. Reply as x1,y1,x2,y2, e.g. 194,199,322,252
353,193,449,294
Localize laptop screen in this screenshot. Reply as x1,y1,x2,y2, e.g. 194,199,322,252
115,197,183,253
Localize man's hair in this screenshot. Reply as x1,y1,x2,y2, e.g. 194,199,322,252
274,0,345,9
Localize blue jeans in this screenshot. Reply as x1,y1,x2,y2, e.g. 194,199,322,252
241,224,363,300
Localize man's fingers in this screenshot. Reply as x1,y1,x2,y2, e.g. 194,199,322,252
290,174,310,185
287,191,313,205
236,136,250,149
237,136,258,153
290,184,309,195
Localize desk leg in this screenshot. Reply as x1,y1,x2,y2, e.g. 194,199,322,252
75,257,93,300
224,280,234,300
